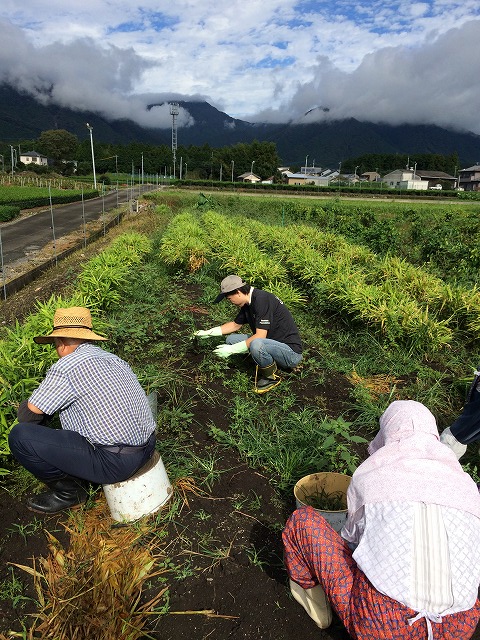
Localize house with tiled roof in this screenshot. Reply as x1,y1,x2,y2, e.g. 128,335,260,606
414,169,456,189
458,165,480,191
237,172,261,183
20,150,48,166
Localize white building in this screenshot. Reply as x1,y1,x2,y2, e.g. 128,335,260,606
237,172,261,183
383,169,428,190
284,170,339,187
20,150,48,166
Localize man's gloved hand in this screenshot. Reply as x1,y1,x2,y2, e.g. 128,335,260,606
192,326,223,340
17,399,46,424
213,341,249,358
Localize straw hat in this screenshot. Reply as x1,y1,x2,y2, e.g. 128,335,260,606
34,307,108,344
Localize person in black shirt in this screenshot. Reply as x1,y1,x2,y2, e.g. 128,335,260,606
193,275,302,393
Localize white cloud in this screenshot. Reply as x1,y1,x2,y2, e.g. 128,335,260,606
0,1,479,133
261,20,480,134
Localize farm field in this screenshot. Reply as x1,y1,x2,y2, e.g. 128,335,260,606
0,184,98,203
0,190,479,639
0,182,99,223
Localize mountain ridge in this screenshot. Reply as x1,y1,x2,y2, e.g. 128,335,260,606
1,84,479,167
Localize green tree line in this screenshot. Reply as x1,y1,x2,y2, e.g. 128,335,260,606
0,131,281,181
341,152,461,177
0,129,463,180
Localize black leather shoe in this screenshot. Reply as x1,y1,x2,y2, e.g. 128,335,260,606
27,477,88,514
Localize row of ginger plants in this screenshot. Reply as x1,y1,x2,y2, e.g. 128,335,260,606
159,209,480,357
0,232,152,468
0,227,173,640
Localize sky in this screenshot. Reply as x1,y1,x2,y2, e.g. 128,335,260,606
1,1,480,134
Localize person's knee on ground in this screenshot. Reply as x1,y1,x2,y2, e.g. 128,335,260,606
289,578,332,629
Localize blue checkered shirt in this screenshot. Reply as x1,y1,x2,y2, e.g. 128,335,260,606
29,343,156,445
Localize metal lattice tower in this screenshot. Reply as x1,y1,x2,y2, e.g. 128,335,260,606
170,103,179,177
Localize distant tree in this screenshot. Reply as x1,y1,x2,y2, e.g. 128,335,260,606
37,129,78,162
26,163,51,175
27,136,280,180
342,152,460,176
213,140,280,180
61,161,77,177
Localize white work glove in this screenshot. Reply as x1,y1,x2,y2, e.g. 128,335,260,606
192,326,223,340
213,341,248,358
439,427,468,460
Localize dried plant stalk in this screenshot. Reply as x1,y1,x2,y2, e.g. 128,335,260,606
13,496,170,640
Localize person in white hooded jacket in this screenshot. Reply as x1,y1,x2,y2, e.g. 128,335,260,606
282,400,480,640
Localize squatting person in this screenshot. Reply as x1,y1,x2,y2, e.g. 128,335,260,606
9,306,156,514
440,365,480,460
193,275,302,394
282,400,480,640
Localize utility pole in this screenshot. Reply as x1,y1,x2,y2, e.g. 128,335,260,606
86,123,97,189
170,103,179,178
10,146,17,177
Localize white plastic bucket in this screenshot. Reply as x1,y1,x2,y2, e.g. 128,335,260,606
103,451,173,522
293,472,351,533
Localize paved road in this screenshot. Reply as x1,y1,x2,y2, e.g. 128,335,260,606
0,184,158,266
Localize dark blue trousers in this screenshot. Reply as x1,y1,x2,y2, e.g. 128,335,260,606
8,423,155,484
450,389,480,445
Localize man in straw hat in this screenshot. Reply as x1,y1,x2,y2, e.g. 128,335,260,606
193,275,302,394
9,306,156,514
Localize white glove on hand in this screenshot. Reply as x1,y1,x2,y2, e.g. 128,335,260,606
193,326,223,340
213,341,248,358
439,426,468,460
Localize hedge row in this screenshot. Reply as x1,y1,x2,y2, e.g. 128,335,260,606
5,191,98,209
0,206,21,222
